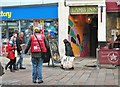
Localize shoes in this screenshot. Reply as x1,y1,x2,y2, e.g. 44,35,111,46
13,68,19,70
38,80,43,84
10,69,15,72
33,80,36,83
19,67,26,69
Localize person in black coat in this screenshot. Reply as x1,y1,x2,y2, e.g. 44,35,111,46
16,32,26,69
63,39,74,57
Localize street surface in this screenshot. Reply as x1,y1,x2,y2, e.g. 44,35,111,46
0,55,119,86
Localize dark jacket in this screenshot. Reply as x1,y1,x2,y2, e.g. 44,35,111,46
64,41,74,57
16,37,24,53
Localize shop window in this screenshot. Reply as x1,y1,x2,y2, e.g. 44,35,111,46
106,12,120,41
7,21,19,38
33,19,58,41
0,21,7,39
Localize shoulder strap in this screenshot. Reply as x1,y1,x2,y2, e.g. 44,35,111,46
34,33,42,51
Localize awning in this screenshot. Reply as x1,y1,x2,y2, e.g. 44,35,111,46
106,0,120,12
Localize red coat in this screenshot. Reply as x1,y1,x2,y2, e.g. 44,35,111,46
7,43,15,60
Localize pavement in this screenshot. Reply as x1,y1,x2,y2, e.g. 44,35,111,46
0,55,119,86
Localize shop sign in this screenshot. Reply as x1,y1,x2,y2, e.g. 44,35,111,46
116,1,120,6
107,51,119,63
0,11,12,18
70,6,98,14
98,49,120,65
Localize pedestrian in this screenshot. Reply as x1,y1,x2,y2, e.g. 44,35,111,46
61,39,74,69
63,39,74,57
16,32,26,69
5,35,16,72
24,27,48,84
12,33,18,70
25,25,33,55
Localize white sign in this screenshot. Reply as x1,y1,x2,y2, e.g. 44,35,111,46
107,52,119,63
116,1,120,6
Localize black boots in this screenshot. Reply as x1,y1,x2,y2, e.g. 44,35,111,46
5,65,15,72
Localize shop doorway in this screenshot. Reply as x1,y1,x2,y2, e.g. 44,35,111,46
68,14,98,57
89,14,98,57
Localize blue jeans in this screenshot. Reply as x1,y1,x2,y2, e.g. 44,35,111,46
31,58,43,81
16,52,23,68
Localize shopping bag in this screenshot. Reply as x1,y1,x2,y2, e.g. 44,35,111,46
15,50,17,58
61,55,67,65
61,55,75,69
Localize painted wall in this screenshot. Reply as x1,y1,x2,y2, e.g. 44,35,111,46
68,15,90,57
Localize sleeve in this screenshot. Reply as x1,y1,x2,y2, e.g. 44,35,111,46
44,37,50,50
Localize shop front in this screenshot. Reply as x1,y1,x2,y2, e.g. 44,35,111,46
0,4,58,40
106,0,120,41
59,0,106,57
0,4,58,56
68,6,98,57
97,1,120,66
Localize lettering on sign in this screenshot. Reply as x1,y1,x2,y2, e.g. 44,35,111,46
0,11,12,18
70,6,98,14
34,46,38,50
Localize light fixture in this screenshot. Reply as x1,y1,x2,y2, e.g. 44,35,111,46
86,16,92,24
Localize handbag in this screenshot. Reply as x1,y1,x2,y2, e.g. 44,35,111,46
61,55,75,69
34,34,50,63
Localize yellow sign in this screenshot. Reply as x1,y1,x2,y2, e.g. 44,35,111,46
0,11,12,18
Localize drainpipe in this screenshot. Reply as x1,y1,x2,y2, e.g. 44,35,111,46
19,20,21,32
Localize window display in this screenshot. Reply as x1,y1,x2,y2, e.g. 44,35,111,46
44,19,58,39
33,19,58,40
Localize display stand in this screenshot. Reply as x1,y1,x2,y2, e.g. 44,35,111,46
48,37,60,67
